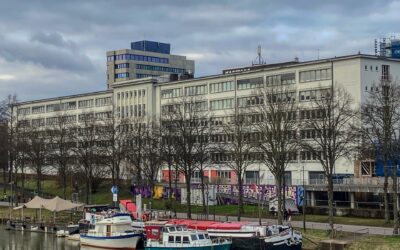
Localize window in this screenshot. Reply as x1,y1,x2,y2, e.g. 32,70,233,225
237,77,263,90
110,54,169,64
382,64,390,81
78,99,94,108
217,171,231,182
168,236,174,243
95,112,112,120
95,97,112,107
114,63,129,69
190,235,197,241
63,115,76,124
185,101,208,112
210,98,234,110
299,89,331,102
115,72,129,79
46,104,60,113
299,68,331,83
32,118,45,127
210,81,234,93
18,107,30,115
60,101,76,110
285,171,292,186
185,85,207,96
237,96,264,107
46,117,59,125
136,64,185,74
182,236,189,243
32,106,45,114
266,73,295,86
245,171,259,184
175,236,182,243
137,73,159,78
161,88,182,99
198,234,205,240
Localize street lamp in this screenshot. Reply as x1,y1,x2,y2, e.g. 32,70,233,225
303,165,306,231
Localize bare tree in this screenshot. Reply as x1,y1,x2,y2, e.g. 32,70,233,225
48,113,75,199
142,117,162,196
126,117,146,186
299,85,358,237
25,125,49,196
160,115,177,201
162,95,209,218
72,113,108,204
103,113,128,187
217,108,255,221
256,86,298,224
361,79,400,233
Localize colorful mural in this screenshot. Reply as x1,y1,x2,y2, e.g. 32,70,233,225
131,184,300,205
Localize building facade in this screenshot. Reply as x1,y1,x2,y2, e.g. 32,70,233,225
14,54,400,185
106,40,195,88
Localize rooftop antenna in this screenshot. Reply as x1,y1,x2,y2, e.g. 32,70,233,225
317,48,320,60
252,45,266,66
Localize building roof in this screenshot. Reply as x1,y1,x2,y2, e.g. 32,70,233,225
16,89,112,106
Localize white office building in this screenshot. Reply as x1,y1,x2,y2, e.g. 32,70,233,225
14,54,400,185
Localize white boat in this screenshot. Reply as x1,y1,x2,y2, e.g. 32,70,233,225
144,222,232,250
80,214,143,249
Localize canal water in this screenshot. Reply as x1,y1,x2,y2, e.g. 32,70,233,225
0,225,81,250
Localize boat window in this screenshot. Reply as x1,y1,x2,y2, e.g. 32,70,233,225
175,236,182,243
190,234,197,241
168,236,174,243
198,234,205,240
183,236,189,243
176,226,183,231
169,227,176,232
204,233,210,239
162,227,168,232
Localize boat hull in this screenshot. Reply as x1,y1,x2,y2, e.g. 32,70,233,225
145,242,232,250
80,233,142,249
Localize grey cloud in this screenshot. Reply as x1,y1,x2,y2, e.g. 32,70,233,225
0,0,399,101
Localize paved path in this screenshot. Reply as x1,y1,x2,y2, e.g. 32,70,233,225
175,212,396,236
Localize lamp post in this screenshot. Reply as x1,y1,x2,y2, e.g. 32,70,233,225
303,165,306,231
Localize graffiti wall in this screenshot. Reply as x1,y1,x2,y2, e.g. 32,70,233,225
131,184,300,205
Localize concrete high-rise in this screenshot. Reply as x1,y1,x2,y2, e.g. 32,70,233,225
106,40,195,88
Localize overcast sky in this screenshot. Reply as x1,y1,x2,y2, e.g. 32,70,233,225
0,0,399,101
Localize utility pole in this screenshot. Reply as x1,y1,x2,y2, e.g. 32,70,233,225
303,165,306,231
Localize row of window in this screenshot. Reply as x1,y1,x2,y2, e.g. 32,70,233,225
210,98,234,110
299,68,331,83
115,63,129,69
209,81,235,93
117,104,146,119
266,73,296,86
115,73,129,79
299,89,330,101
107,54,169,64
137,73,159,78
161,88,182,99
117,89,146,100
136,64,185,74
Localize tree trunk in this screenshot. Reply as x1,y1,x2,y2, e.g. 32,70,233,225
200,169,206,214
384,162,390,223
185,174,192,219
238,175,244,221
62,167,67,199
276,176,283,225
327,175,335,238
392,170,399,235
168,164,172,200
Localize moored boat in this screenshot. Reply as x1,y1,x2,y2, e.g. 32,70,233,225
80,213,143,249
144,221,232,250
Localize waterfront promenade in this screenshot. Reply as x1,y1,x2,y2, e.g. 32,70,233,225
176,212,395,236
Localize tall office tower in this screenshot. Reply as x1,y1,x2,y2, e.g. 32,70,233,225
106,40,195,88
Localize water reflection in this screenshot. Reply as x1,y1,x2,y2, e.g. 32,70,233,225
0,226,80,250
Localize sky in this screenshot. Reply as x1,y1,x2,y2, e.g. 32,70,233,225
0,0,399,101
